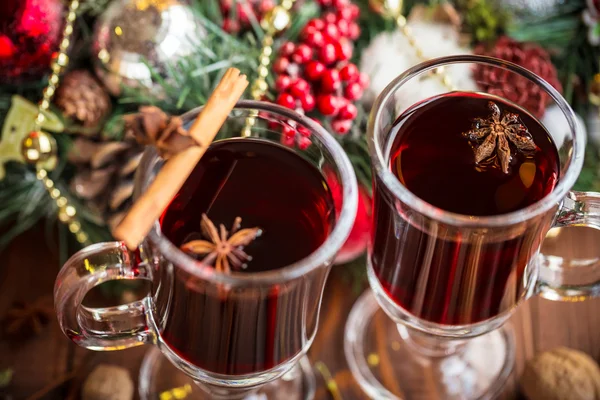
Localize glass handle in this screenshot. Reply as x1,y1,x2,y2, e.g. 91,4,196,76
537,191,600,301
54,241,155,350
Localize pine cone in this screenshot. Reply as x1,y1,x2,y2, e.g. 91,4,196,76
69,132,143,229
473,36,562,118
55,70,112,128
69,107,195,229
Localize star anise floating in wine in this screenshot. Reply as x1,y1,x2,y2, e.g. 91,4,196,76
180,214,261,274
463,101,537,173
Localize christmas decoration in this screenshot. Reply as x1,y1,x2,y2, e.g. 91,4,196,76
272,0,368,140
3,296,54,338
360,9,476,110
501,0,562,20
0,0,65,83
55,70,112,130
220,0,276,34
0,96,63,179
93,0,205,96
473,36,562,118
243,1,296,138
82,365,134,400
457,0,511,44
69,133,143,230
0,0,599,271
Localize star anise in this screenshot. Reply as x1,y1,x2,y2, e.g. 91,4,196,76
180,214,261,274
463,101,537,173
3,296,54,337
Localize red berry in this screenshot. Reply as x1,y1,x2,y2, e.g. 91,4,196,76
336,19,349,37
292,44,313,64
222,18,240,33
273,57,289,74
339,63,359,82
236,2,253,25
275,75,292,91
348,22,360,40
281,133,295,147
332,119,352,135
323,23,340,41
358,72,370,88
317,94,340,116
220,0,232,13
259,0,275,13
321,69,341,93
335,39,353,61
290,78,310,97
337,7,353,22
319,43,337,65
277,93,296,109
298,125,312,137
338,103,358,120
280,42,295,57
304,30,325,48
299,92,316,111
300,24,318,41
333,0,350,8
348,4,360,19
344,82,363,100
305,60,326,81
323,12,337,24
307,18,326,30
298,136,312,150
282,124,296,139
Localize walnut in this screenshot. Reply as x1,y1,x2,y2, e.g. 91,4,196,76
82,365,134,400
520,347,600,400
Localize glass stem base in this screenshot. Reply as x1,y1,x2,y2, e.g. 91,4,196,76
344,289,516,400
139,347,316,400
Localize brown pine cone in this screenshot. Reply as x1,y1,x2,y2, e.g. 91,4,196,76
55,70,112,128
474,37,562,118
69,132,143,229
69,107,196,229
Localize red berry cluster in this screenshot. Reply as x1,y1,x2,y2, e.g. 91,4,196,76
273,0,368,148
220,0,275,34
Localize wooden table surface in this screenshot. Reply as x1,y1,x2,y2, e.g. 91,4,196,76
1,225,599,400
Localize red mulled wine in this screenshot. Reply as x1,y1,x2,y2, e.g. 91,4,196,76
158,138,334,375
372,92,560,325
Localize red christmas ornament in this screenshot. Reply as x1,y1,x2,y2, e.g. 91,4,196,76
272,0,367,148
474,37,562,118
0,0,64,83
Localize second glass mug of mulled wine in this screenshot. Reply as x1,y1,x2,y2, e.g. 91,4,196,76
344,55,600,400
54,100,358,399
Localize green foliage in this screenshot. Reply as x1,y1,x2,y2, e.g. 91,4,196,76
458,0,511,44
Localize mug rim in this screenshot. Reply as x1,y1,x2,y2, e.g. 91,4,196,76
136,100,359,285
369,54,585,228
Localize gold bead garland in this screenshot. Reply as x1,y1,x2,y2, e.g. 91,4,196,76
241,0,296,137
24,0,91,246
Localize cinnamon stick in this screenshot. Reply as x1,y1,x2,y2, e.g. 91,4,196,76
113,68,248,249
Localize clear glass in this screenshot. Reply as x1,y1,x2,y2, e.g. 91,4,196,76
344,55,600,399
54,100,358,399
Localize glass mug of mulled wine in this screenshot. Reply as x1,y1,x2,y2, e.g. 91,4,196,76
344,55,600,400
54,100,358,399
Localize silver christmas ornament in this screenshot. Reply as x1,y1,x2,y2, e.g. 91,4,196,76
93,0,205,96
501,0,561,20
